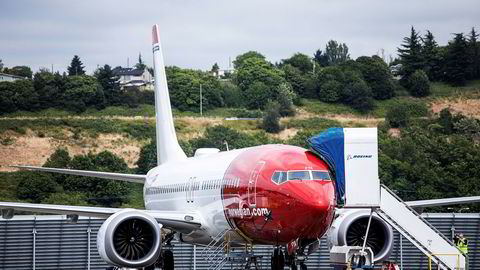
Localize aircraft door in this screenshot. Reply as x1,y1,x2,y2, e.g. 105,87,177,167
248,161,265,208
186,177,196,203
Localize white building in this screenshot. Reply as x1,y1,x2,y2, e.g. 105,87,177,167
112,67,153,90
0,72,25,82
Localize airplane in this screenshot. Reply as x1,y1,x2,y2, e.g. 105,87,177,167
1,24,480,270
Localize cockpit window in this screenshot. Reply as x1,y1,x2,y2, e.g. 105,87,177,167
312,170,331,180
287,171,311,180
272,171,288,184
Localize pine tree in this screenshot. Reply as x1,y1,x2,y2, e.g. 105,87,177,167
211,63,219,76
444,33,469,86
397,27,424,86
94,64,121,105
422,30,442,81
67,55,85,76
135,53,146,70
467,27,480,79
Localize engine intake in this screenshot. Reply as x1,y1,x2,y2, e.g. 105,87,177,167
328,209,394,262
97,210,162,268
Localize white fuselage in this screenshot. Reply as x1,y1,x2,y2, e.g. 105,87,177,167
143,148,247,244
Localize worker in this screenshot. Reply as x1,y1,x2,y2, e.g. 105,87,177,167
456,233,468,254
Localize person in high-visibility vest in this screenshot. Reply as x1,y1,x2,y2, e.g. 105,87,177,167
457,233,468,254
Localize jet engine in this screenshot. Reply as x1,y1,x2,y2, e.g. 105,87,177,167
97,210,162,268
328,209,394,262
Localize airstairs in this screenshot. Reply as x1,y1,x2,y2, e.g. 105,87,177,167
201,229,261,270
309,128,467,270
201,229,231,270
377,185,466,269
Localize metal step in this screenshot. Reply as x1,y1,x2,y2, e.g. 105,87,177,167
379,185,467,270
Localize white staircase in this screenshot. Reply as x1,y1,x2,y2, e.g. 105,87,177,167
201,229,230,270
378,185,467,270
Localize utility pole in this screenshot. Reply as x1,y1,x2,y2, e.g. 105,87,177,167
200,84,203,116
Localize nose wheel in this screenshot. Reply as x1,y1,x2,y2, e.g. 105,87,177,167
285,251,308,270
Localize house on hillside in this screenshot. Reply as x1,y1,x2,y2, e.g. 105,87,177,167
0,73,26,82
112,67,153,90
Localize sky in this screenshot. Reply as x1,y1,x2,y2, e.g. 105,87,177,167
1,0,479,74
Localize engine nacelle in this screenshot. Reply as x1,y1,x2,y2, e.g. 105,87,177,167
97,210,162,268
328,209,393,262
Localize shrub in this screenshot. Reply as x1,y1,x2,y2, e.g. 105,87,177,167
386,102,411,128
408,70,430,97
318,80,341,102
342,79,374,112
262,101,282,133
276,83,296,117
16,172,60,203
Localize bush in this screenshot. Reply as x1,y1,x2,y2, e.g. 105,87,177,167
262,101,282,133
244,81,273,109
276,83,296,117
318,80,341,102
342,79,374,112
386,102,411,128
408,70,430,97
16,172,60,203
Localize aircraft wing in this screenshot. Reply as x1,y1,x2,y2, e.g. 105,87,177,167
13,165,146,183
406,196,480,208
0,202,201,233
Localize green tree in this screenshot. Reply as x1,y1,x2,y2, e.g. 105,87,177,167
324,40,350,66
233,56,285,91
64,151,131,207
244,81,273,109
0,81,18,113
189,125,273,151
281,53,313,73
136,140,157,174
33,69,65,109
62,75,105,112
386,102,411,128
219,81,243,107
422,30,442,81
43,148,71,185
12,79,39,111
318,80,341,102
67,55,86,76
467,27,480,79
0,58,3,71
135,53,146,70
233,51,265,69
398,27,424,86
211,63,220,76
281,64,315,98
313,49,329,67
408,70,430,97
262,101,282,133
166,66,224,112
355,56,395,100
16,172,60,203
94,64,121,105
5,66,33,78
276,83,296,116
444,33,469,86
341,78,374,112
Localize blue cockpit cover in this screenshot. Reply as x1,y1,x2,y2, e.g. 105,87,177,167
307,128,345,202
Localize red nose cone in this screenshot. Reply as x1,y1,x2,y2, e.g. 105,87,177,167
222,145,336,245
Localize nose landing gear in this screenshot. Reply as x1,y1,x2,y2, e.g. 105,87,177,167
285,250,308,270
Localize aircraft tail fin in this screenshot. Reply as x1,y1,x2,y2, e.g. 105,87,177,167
151,24,187,165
